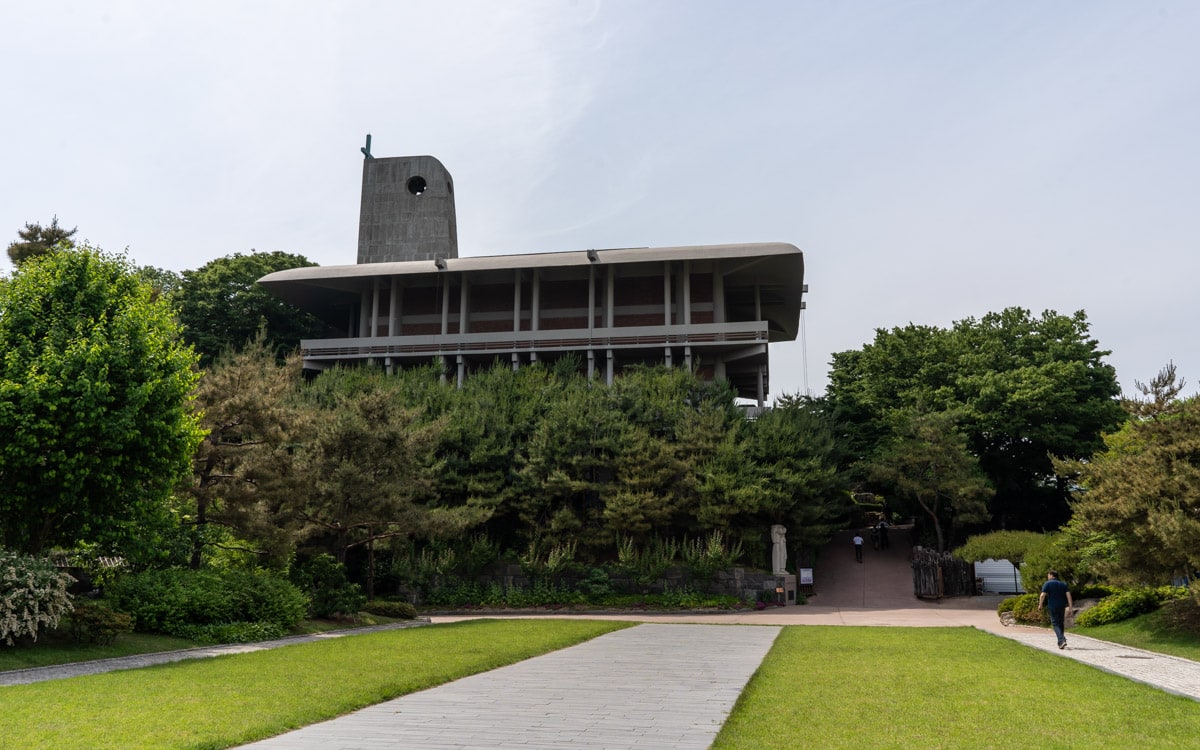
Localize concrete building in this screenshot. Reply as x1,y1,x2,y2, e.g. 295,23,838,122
258,148,805,406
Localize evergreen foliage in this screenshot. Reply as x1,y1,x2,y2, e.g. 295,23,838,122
5,216,76,266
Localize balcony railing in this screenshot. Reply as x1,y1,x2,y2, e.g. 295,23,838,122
301,321,769,360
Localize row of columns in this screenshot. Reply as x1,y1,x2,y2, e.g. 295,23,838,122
360,261,763,402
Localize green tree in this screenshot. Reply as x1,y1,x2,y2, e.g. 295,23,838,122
519,375,628,552
0,245,202,554
287,368,452,596
1059,392,1200,589
866,410,993,552
180,334,304,569
823,307,1124,529
6,216,76,266
176,251,325,364
739,396,849,562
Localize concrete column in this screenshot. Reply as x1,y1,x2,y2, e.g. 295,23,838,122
459,275,470,334
440,275,451,335
513,270,522,332
713,262,726,324
606,348,614,385
684,345,693,370
605,266,614,328
757,365,765,409
682,260,692,326
512,352,520,372
754,281,762,322
456,354,465,388
358,291,370,337
532,269,541,332
389,278,401,335
370,282,380,338
588,265,596,336
587,349,595,379
663,261,672,325
384,356,394,375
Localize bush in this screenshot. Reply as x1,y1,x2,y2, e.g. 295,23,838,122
1075,583,1120,600
108,568,308,637
170,621,287,644
67,601,133,645
0,549,74,645
1075,586,1189,628
290,554,366,618
362,600,417,619
1007,593,1048,626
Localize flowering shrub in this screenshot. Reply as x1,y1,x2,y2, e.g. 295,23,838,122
1,548,74,645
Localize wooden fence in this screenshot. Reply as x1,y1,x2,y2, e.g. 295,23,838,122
911,546,975,599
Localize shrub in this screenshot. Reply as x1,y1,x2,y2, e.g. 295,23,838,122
68,601,133,645
1075,584,1119,600
108,568,308,637
0,549,74,645
362,600,417,619
290,554,366,618
171,621,287,644
1075,586,1188,627
1008,593,1048,626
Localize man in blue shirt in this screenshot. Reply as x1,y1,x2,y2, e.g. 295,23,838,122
1037,570,1074,649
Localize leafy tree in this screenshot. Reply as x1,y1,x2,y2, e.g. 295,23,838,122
519,377,627,552
953,529,1046,565
180,334,305,569
865,410,993,552
432,361,555,544
0,245,202,554
738,396,849,562
287,367,452,596
823,307,1124,529
1059,393,1200,589
6,216,76,266
176,251,325,364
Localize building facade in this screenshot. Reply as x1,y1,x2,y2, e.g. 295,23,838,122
258,150,805,405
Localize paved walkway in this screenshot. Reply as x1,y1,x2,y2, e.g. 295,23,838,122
5,525,1200,748
238,623,781,750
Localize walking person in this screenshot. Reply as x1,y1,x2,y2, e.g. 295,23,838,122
852,532,864,563
878,520,890,550
1037,570,1074,649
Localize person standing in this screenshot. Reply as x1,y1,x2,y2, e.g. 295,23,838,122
1037,570,1074,649
852,533,864,563
878,520,890,550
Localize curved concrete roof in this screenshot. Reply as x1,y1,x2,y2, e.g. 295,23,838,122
259,242,805,341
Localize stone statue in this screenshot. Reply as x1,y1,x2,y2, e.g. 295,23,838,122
771,524,787,575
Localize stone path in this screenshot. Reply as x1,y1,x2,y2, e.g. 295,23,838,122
991,625,1200,701
237,623,781,750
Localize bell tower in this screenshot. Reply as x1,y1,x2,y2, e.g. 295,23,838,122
356,136,458,263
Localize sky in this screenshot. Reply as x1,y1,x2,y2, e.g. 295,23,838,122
3,1,1197,400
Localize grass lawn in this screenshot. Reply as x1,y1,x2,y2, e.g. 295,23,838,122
1,618,630,750
0,614,405,673
0,631,199,672
713,626,1200,750
1074,608,1200,662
